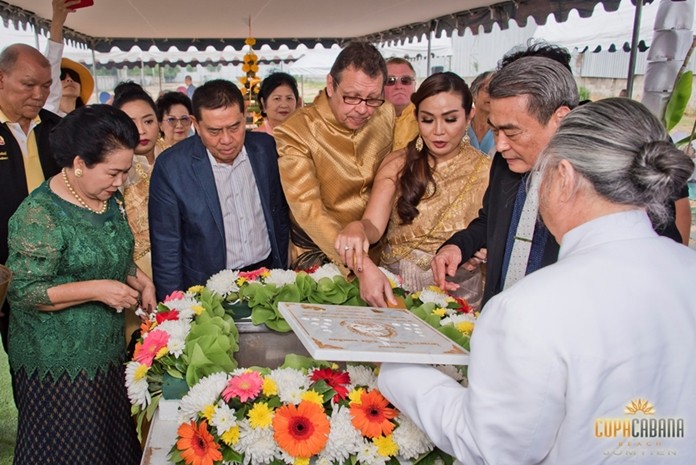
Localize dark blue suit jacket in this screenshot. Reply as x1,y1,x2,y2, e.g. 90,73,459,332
149,132,289,300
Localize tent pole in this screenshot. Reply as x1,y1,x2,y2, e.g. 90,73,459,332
91,47,99,101
626,0,644,98
427,21,434,75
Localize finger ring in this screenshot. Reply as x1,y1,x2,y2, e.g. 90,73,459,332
344,246,351,251
115,307,124,313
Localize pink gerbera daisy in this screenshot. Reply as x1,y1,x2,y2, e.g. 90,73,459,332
222,371,263,402
134,329,169,366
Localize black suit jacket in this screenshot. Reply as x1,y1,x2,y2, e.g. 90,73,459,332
442,153,559,307
0,109,62,265
149,132,290,300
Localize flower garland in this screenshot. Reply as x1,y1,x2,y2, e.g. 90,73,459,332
169,359,457,465
125,287,240,436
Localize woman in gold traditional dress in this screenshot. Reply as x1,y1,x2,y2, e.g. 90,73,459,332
335,72,490,307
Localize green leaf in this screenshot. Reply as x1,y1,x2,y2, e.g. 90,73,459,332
664,71,693,131
222,446,243,463
166,367,184,379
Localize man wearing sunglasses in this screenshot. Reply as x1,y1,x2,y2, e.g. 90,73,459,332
384,57,418,151
275,42,395,271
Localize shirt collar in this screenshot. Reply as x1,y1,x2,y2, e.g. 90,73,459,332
0,107,42,126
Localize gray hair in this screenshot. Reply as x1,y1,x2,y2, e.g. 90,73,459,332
470,70,494,97
488,56,579,124
536,98,694,224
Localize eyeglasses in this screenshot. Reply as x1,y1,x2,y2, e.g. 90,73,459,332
163,115,193,127
335,84,384,108
385,75,415,86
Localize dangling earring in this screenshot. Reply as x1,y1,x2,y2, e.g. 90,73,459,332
74,168,83,177
461,129,471,148
415,135,423,152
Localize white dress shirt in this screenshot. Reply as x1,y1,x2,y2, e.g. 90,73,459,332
207,147,271,269
379,210,696,464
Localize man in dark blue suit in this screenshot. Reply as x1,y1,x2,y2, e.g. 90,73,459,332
149,80,289,300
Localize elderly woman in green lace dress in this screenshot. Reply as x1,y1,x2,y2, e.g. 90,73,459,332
6,105,156,465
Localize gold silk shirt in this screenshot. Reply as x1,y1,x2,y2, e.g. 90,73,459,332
274,90,395,268
392,103,418,151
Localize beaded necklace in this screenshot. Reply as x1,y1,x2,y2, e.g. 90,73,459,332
61,168,107,214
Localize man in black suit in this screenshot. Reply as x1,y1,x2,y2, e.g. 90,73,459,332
432,57,578,307
149,80,290,300
0,44,61,352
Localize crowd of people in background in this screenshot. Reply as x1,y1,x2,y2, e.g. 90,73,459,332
0,0,695,464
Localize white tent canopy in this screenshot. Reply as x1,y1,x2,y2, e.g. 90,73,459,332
0,0,623,51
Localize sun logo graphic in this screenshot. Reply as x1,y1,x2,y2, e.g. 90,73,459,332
624,399,655,416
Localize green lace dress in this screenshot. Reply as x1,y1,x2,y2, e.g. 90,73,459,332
6,181,141,464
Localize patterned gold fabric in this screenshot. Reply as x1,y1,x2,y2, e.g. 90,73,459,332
123,155,155,275
381,144,490,303
275,90,395,268
392,103,418,151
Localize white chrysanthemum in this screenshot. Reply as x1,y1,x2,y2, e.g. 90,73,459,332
440,312,477,327
315,457,332,465
392,414,434,459
417,289,449,308
264,269,297,287
236,420,279,465
156,319,190,357
125,361,151,408
310,263,343,281
433,364,466,382
346,364,377,389
356,441,388,465
377,267,402,289
207,269,241,296
319,405,363,462
178,372,228,422
211,401,237,435
268,368,309,404
163,295,201,320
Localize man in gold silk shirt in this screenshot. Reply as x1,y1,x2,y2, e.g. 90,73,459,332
385,57,418,151
274,42,395,269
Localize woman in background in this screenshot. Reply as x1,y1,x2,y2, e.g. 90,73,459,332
254,72,300,136
155,91,193,151
335,72,490,307
378,98,696,464
7,105,155,464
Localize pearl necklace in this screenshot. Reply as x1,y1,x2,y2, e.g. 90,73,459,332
62,168,107,214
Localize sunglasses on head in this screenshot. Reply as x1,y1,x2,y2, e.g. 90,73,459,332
60,68,81,84
385,75,415,86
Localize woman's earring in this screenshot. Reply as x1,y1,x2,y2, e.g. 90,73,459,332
462,130,471,148
415,135,424,152
75,168,83,177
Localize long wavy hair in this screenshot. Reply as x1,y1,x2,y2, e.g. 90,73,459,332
396,72,473,225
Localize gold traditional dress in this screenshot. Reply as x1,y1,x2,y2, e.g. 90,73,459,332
392,103,418,151
381,144,490,306
275,90,395,269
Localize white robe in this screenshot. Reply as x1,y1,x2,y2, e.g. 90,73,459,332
379,210,696,464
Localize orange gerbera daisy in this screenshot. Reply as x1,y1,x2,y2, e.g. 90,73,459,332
350,389,397,438
273,401,330,458
176,420,222,465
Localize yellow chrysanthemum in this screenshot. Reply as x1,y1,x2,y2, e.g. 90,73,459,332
245,37,256,46
248,402,274,429
134,364,149,381
294,458,310,465
192,305,205,316
301,390,324,405
455,321,475,336
187,285,204,294
410,291,421,300
330,363,340,370
426,285,444,294
221,426,240,446
373,435,399,457
348,388,365,405
155,346,169,359
260,270,270,278
236,277,248,286
262,377,278,396
202,404,216,421
432,308,447,317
